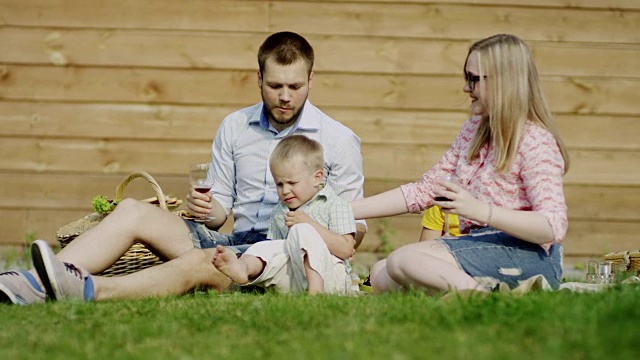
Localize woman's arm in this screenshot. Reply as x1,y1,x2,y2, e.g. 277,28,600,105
474,199,558,244
434,178,559,244
350,188,409,220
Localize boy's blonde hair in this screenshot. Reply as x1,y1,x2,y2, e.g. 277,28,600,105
269,135,324,173
465,34,570,174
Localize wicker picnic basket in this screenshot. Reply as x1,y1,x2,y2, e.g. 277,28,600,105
56,171,184,277
604,250,640,275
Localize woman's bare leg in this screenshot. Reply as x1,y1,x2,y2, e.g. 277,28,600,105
369,259,403,293
385,240,482,294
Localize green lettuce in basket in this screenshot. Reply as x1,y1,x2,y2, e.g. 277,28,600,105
92,195,120,214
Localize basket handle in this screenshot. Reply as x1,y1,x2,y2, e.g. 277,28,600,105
115,171,167,210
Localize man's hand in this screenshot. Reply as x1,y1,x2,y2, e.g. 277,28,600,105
186,187,213,220
185,188,227,228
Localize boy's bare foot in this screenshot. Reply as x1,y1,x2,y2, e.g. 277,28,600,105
212,245,250,285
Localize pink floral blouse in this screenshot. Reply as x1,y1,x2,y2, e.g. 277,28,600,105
401,116,568,248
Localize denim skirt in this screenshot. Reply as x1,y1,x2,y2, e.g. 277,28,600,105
441,229,563,290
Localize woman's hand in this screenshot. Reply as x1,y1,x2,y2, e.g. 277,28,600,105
432,178,487,224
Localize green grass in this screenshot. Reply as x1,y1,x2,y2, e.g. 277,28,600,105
1,285,638,360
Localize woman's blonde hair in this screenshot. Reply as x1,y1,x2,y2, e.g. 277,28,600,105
269,134,324,173
465,34,569,173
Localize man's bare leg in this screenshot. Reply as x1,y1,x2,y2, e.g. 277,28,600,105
56,199,195,273
303,253,324,294
30,199,232,301
212,246,264,285
94,248,232,300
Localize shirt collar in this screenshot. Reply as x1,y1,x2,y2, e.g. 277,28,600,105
253,100,320,133
303,184,331,207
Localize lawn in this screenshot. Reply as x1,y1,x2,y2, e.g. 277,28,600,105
0,285,637,360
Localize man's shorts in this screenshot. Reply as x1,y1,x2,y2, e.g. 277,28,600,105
183,219,268,254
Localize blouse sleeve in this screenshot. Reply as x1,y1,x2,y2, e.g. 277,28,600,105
400,118,474,213
519,125,568,243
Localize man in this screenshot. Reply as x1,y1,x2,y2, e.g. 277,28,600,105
0,31,366,304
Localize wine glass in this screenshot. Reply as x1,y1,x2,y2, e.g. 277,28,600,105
436,174,457,239
189,162,215,222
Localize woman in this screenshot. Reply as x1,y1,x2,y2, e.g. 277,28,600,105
352,34,570,294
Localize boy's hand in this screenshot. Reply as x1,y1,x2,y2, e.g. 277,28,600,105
284,209,314,228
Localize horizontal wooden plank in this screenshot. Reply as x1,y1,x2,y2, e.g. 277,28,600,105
328,109,640,151
1,66,638,116
3,27,638,78
0,208,235,247
270,2,640,44
0,102,229,142
2,102,637,151
563,221,640,256
0,173,192,211
360,143,640,186
0,138,211,175
0,138,638,186
0,0,269,32
0,28,261,71
312,0,640,11
0,209,92,245
364,180,640,222
1,1,637,44
358,216,640,257
0,173,638,222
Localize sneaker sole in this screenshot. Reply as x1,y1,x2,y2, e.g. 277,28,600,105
31,240,60,301
0,284,19,304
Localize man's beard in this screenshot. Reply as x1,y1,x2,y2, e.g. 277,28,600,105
267,101,305,128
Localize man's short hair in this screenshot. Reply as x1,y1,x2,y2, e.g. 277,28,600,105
258,31,314,75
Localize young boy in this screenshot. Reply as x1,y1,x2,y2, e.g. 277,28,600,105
212,135,357,294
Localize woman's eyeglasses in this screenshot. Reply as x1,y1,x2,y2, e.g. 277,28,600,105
465,73,487,89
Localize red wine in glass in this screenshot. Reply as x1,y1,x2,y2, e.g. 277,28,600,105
194,186,212,194
189,163,215,221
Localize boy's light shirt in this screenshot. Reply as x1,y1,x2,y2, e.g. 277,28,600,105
267,185,356,272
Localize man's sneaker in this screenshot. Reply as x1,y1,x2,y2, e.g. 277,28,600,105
0,270,46,305
31,240,94,302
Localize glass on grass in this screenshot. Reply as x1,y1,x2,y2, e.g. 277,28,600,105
189,162,215,222
435,174,458,239
586,260,617,284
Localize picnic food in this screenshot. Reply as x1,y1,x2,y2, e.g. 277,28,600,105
91,195,118,214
